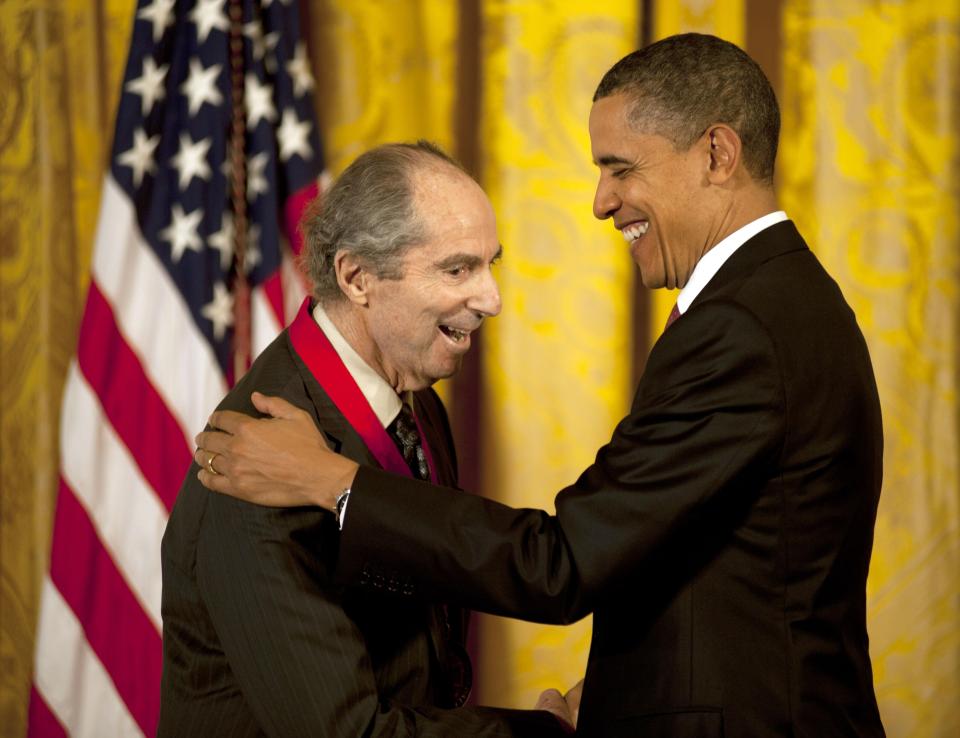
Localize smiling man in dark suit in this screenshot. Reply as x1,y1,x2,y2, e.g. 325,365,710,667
195,34,886,737
159,141,571,736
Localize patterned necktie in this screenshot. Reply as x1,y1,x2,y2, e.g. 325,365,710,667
664,302,681,331
388,402,429,480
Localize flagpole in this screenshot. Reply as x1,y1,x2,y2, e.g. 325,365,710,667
229,0,250,382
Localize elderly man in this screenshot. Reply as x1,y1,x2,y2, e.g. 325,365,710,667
159,141,569,736
196,35,886,737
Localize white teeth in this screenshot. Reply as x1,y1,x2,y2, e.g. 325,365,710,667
621,222,649,242
442,326,466,342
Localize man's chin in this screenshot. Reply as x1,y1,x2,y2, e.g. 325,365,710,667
637,268,666,290
427,356,464,385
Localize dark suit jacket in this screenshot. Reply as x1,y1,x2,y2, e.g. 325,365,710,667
159,327,564,736
338,222,886,737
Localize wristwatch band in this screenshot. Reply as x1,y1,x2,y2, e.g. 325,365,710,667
334,487,351,529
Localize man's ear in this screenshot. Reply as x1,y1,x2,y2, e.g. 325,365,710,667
334,251,372,306
705,124,741,184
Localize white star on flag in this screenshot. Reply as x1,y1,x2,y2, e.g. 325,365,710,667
159,203,204,263
244,21,280,67
208,212,234,270
245,224,262,272
125,56,168,116
246,151,270,201
190,0,229,43
277,108,313,162
137,0,176,43
181,58,223,115
202,282,235,340
245,73,277,127
117,128,160,187
286,42,315,97
171,133,213,190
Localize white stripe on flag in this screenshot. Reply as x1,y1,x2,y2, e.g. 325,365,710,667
92,175,227,439
251,285,283,362
281,245,308,323
34,578,144,738
61,361,167,630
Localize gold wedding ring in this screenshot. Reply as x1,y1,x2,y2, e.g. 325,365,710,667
206,452,220,475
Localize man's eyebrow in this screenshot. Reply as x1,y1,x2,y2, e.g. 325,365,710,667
594,154,632,167
435,244,504,269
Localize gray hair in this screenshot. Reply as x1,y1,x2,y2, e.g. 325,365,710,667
594,33,780,184
302,140,468,302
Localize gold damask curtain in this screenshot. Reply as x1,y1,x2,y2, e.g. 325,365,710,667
780,2,960,734
0,1,134,731
1,1,958,737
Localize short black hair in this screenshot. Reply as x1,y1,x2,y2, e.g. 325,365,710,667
594,33,780,184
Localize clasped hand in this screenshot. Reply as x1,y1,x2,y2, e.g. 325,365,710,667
536,679,583,732
194,391,357,510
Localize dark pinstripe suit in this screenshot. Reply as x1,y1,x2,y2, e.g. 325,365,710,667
158,328,563,737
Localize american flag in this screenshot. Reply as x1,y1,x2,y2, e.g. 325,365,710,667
28,1,323,734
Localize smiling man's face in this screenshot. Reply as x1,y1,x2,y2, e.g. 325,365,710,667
361,166,503,392
589,92,714,290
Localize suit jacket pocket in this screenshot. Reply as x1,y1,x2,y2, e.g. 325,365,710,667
610,706,723,738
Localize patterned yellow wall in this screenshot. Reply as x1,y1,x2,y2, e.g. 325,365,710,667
780,2,960,735
475,0,638,709
306,0,459,175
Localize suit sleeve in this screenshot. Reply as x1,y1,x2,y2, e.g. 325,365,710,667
338,300,786,624
195,489,567,737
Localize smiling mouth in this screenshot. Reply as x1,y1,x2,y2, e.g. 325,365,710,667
439,325,470,344
621,221,649,242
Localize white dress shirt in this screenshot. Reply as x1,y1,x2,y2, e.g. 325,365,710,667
312,302,403,428
675,211,788,315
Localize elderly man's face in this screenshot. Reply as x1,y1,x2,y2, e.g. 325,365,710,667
589,92,714,290
363,168,502,392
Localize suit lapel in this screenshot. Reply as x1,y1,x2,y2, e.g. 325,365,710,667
285,332,381,469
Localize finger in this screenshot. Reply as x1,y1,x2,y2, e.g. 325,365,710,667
194,429,234,456
206,409,250,434
565,679,583,728
564,678,584,704
534,689,573,733
197,467,233,494
194,447,213,470
535,688,563,711
251,392,306,420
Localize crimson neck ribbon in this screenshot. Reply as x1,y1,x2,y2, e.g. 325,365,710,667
288,298,438,484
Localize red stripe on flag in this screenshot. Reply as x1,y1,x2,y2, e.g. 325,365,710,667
77,280,192,512
26,686,67,738
49,478,161,736
261,270,286,327
284,179,319,256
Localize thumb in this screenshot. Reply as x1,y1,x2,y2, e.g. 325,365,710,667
251,392,301,419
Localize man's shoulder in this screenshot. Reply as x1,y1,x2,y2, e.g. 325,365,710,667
163,332,329,565
222,331,306,412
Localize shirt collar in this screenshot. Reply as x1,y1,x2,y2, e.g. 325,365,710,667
676,211,788,314
312,303,403,428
